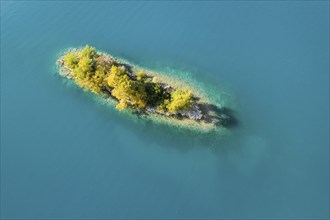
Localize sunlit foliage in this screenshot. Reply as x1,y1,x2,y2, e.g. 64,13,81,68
167,88,194,112
136,71,146,81
77,56,94,73
63,46,104,94
106,66,147,110
106,65,127,88
63,52,78,69
79,45,97,59
62,45,195,113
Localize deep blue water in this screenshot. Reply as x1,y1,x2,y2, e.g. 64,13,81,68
1,1,329,219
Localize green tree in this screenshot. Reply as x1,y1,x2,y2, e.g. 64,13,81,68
63,52,78,69
136,71,146,81
80,45,97,59
77,56,93,73
61,46,198,113
167,88,193,112
106,65,147,110
66,46,105,93
106,65,128,88
111,79,147,110
145,82,169,107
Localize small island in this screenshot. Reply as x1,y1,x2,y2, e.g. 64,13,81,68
57,45,235,131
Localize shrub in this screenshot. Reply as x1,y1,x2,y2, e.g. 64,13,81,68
63,52,78,69
136,71,146,81
145,82,169,107
62,46,196,113
80,45,97,59
167,88,193,112
106,66,147,110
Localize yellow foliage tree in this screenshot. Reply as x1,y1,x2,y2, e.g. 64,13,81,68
106,66,127,88
77,56,93,73
167,88,193,112
136,71,146,81
63,52,78,69
61,45,198,113
80,45,97,59
64,46,108,94
106,66,147,110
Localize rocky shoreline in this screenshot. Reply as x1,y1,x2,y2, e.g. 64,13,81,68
56,47,236,129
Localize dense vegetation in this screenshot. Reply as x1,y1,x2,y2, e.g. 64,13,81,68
62,45,194,113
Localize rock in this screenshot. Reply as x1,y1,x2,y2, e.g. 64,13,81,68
178,104,203,120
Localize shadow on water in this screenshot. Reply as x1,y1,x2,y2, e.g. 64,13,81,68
95,101,242,155
57,71,241,155
84,92,273,178
199,104,239,128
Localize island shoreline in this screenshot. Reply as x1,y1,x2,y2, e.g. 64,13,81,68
56,46,237,132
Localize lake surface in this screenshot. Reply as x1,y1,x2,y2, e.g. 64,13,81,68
1,1,329,219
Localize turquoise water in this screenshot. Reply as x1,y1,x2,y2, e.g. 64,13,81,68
1,1,329,219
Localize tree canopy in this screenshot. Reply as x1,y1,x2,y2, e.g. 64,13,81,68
63,52,78,69
167,88,194,112
106,66,147,110
62,45,195,113
63,45,105,93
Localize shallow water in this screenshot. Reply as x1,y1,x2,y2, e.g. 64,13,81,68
1,1,329,219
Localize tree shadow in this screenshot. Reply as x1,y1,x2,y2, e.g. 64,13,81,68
117,105,240,154
66,85,242,156
199,104,239,128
